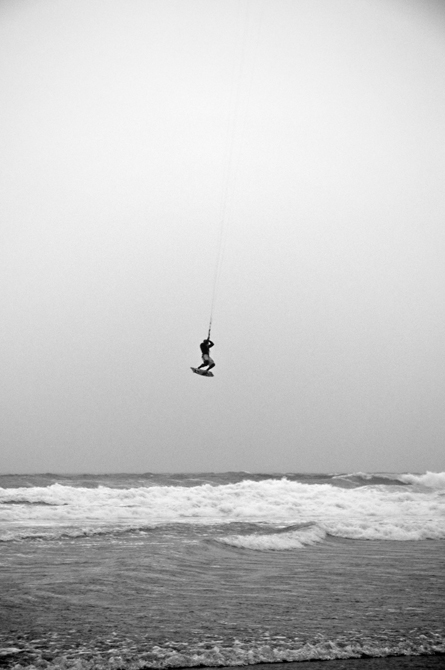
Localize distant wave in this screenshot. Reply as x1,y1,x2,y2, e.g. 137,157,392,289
2,471,444,489
331,472,408,487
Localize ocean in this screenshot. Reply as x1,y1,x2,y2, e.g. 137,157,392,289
1,472,444,670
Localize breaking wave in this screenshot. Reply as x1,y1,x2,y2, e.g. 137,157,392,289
1,474,444,543
398,471,445,489
218,523,327,550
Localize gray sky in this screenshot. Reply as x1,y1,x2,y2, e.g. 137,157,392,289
1,0,445,474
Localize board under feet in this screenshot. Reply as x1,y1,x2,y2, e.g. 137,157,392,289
191,367,214,377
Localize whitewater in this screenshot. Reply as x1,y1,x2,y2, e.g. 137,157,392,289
1,471,444,544
1,471,444,670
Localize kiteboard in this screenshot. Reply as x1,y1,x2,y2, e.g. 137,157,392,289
191,367,214,377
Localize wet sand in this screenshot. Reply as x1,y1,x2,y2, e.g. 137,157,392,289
227,658,445,669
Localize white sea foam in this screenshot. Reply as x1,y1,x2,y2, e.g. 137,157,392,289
1,475,444,543
9,631,445,668
218,525,327,550
398,470,445,489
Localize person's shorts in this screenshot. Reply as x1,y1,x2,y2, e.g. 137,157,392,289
202,354,214,365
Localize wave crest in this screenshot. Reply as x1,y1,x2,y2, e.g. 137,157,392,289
398,471,445,489
218,524,326,550
1,476,444,543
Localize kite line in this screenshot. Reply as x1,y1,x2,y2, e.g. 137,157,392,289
207,1,262,340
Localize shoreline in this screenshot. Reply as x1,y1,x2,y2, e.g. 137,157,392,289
219,655,445,669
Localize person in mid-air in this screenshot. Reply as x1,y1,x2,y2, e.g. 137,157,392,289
198,338,215,372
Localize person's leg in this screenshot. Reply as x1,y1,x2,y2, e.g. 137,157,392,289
198,355,209,369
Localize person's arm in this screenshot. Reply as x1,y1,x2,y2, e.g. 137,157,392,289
208,340,214,348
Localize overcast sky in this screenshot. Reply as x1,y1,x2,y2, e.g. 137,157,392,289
1,0,445,475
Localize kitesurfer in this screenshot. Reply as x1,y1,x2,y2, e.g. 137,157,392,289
198,338,215,372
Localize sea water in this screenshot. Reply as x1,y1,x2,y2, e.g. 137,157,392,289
1,472,444,669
